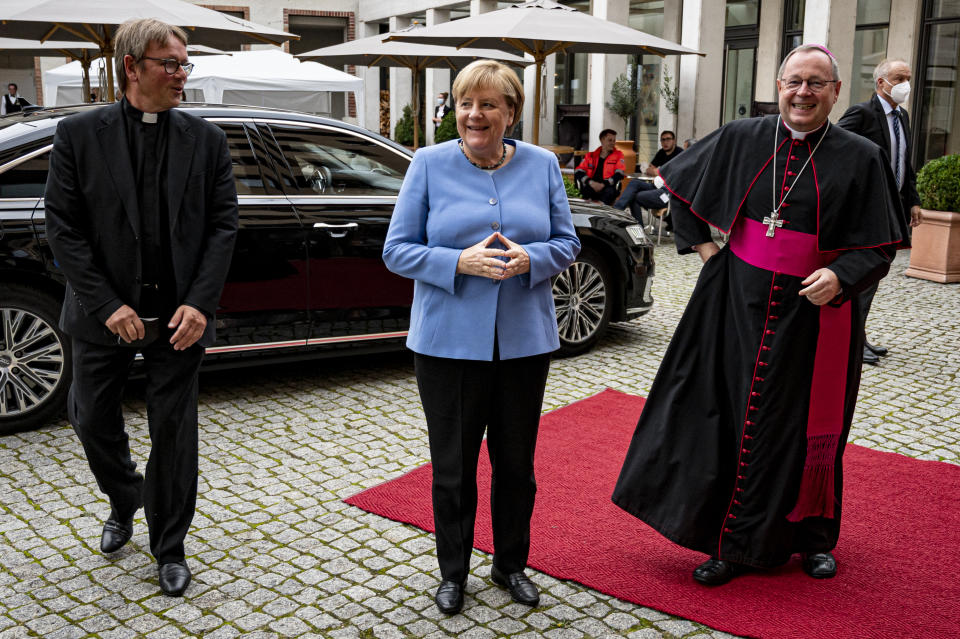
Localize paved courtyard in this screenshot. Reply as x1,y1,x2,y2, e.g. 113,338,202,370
1,245,957,639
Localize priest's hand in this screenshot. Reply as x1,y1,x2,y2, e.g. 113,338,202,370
457,233,507,280
106,304,144,343
168,305,207,351
799,268,841,306
910,205,922,228
693,242,720,263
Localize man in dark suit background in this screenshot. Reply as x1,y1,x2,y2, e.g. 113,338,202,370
44,18,238,597
838,59,921,365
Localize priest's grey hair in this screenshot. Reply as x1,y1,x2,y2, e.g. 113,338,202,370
114,18,189,94
777,44,840,82
873,59,908,83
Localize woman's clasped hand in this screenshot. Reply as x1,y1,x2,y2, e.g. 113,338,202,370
456,232,530,280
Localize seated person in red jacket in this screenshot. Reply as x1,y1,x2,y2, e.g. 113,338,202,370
574,129,625,205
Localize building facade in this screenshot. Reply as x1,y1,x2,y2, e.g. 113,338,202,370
6,0,957,168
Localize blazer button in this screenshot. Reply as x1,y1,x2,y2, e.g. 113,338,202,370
488,197,497,205
491,222,500,230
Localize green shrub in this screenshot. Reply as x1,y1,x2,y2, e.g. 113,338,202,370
434,109,458,143
394,104,424,147
916,153,960,212
563,175,580,199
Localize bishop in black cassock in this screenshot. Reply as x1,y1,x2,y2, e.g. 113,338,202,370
612,45,908,586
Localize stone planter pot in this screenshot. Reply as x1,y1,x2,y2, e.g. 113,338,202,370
904,209,960,283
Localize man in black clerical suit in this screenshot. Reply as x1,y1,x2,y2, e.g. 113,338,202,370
613,45,907,587
838,59,921,365
44,19,238,597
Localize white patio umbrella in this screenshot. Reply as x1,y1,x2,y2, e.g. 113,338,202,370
297,23,530,148
0,38,227,105
389,0,702,143
0,0,296,101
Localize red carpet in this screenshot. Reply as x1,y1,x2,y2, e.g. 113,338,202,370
345,389,960,638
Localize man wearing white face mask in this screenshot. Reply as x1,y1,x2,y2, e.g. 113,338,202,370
838,59,921,365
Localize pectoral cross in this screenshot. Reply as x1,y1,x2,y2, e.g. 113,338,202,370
763,212,783,237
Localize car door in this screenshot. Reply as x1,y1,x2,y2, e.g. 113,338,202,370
203,119,310,354
259,120,413,351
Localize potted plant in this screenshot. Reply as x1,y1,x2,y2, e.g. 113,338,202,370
606,72,639,172
905,153,960,283
394,104,424,149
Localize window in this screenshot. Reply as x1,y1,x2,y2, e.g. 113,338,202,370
0,140,51,199
267,125,408,197
915,0,960,163
213,123,281,196
781,0,805,61
851,0,891,105
724,1,760,124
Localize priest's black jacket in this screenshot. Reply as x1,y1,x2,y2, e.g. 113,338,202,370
611,115,908,568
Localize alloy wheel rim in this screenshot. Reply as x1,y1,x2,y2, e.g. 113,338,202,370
553,261,607,345
0,307,65,418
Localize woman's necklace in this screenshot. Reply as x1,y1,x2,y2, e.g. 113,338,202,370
459,140,507,170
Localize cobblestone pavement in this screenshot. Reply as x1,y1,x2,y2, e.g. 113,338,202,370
1,246,957,639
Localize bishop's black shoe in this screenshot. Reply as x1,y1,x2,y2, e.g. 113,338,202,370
862,346,880,365
865,341,888,357
158,560,192,597
692,558,750,586
99,518,133,554
801,552,837,579
490,566,540,607
434,580,464,615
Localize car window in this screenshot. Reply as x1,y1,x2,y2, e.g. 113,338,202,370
213,122,281,196
0,145,50,199
266,124,408,197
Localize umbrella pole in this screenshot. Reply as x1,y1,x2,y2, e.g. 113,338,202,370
532,57,543,145
105,54,116,101
412,67,420,149
81,60,92,103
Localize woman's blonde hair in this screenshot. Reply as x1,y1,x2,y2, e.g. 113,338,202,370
452,59,525,135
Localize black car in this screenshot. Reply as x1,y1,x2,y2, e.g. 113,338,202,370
0,104,654,433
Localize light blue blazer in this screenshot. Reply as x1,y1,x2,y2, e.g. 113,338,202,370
383,139,580,361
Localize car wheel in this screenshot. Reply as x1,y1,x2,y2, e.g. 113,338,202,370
553,247,614,357
0,284,71,435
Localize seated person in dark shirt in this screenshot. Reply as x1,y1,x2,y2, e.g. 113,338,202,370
614,130,685,229
574,129,625,205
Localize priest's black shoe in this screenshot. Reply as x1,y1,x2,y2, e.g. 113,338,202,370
100,518,133,554
158,560,192,597
434,580,464,615
490,566,540,606
801,552,837,579
692,558,749,586
865,341,888,357
862,346,880,365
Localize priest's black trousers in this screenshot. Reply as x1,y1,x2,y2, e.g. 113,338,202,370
414,350,550,584
68,337,204,565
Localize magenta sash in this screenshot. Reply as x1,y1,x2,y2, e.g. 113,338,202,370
729,216,851,521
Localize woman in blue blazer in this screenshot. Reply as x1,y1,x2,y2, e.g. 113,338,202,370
383,60,580,615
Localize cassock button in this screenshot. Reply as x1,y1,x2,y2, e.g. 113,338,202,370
491,222,500,230
488,197,498,205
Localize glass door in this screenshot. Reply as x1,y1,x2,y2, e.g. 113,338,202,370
724,44,757,122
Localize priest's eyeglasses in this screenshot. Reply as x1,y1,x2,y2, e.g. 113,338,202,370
780,78,837,93
141,56,195,77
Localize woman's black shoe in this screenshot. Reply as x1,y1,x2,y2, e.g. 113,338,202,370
434,580,464,614
692,558,750,586
801,552,837,578
490,566,540,606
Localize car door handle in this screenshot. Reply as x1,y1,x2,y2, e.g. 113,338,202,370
313,222,358,238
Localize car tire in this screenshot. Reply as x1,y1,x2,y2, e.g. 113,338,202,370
553,247,614,357
0,284,71,435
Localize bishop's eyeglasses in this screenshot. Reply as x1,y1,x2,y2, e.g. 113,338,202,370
780,78,836,93
141,56,195,77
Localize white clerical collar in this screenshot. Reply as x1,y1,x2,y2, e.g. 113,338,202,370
782,120,826,140
142,112,158,124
